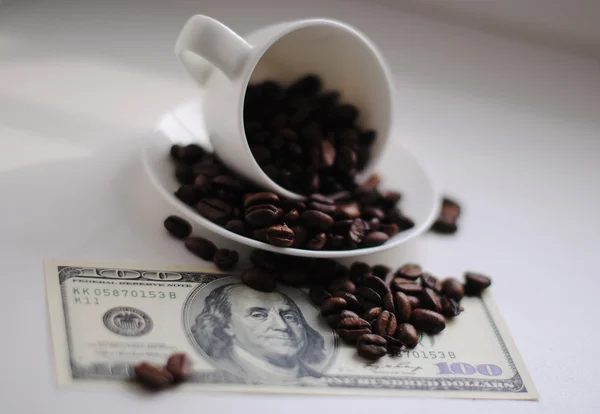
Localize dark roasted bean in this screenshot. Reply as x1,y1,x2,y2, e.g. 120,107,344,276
252,227,269,242
213,249,239,270
431,197,461,234
420,288,443,313
309,288,332,306
363,307,383,324
362,231,389,247
245,204,281,227
375,310,397,336
411,309,446,334
336,202,361,219
175,164,195,184
355,286,382,305
225,219,247,236
321,140,336,168
371,264,392,280
241,267,277,292
326,310,359,328
250,249,281,272
174,184,202,205
320,297,347,316
306,232,327,250
356,334,387,360
243,192,280,208
395,323,419,349
291,225,309,248
184,237,217,261
380,223,400,237
421,273,439,291
337,317,372,344
134,362,174,389
441,278,465,301
280,268,309,286
165,353,192,383
328,278,356,295
464,271,492,295
283,209,300,224
197,197,232,224
164,216,192,239
395,263,423,280
332,291,362,314
394,291,412,322
347,218,366,245
440,297,462,317
392,282,423,296
407,295,420,309
382,292,395,313
301,210,334,230
363,275,390,296
266,224,295,247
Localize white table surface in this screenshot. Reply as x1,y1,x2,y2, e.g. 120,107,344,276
1,0,599,413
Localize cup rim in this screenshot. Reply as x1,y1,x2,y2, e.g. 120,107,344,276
235,17,395,201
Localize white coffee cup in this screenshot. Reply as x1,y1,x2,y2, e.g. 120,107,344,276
175,15,395,199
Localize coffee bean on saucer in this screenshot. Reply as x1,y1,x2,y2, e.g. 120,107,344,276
242,267,277,292
464,272,492,296
266,224,294,247
431,197,461,234
395,323,419,349
213,249,239,270
244,192,280,208
174,185,201,205
184,237,217,261
395,263,422,280
134,362,173,390
441,278,464,301
356,334,387,360
411,309,446,334
283,209,300,224
337,317,372,344
178,144,205,164
165,353,192,383
380,223,400,238
164,216,192,239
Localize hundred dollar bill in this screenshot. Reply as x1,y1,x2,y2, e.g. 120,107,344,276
44,261,538,399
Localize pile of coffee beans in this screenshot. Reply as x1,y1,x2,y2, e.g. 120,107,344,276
169,144,414,250
237,249,491,360
134,352,191,390
243,75,375,195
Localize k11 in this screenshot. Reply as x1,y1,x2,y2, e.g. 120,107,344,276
436,362,502,376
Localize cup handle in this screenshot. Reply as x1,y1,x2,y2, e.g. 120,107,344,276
175,15,252,85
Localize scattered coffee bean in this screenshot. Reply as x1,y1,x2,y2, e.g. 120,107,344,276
395,323,419,349
241,267,277,292
337,317,372,344
440,297,462,317
431,197,461,234
333,291,362,314
464,271,492,295
163,216,192,239
394,291,412,322
328,278,356,294
134,362,173,389
395,263,422,280
183,237,217,261
356,334,387,360
375,310,397,336
326,310,359,328
165,353,192,383
441,278,464,300
411,309,446,334
363,307,383,324
355,286,382,305
349,262,371,284
420,288,443,313
321,297,348,316
212,249,239,270
363,275,390,296
371,264,392,279
421,273,439,291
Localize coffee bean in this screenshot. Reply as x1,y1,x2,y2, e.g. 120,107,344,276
174,184,201,205
212,175,244,193
175,164,195,184
333,291,362,313
301,210,334,230
375,310,397,336
363,275,390,296
288,74,322,96
431,197,461,234
305,232,327,250
395,263,422,280
407,296,420,309
197,197,232,224
243,192,280,208
420,288,443,313
165,353,192,383
309,288,332,306
382,334,404,355
213,249,239,270
464,271,492,295
337,317,372,344
355,286,382,305
394,292,412,322
371,264,392,280
356,334,387,360
421,273,439,291
283,209,300,224
291,225,309,248
178,144,205,164
245,204,281,228
380,223,400,237
170,144,182,161
336,202,361,219
362,231,389,247
363,307,382,324
326,310,359,328
337,146,357,172
395,323,419,349
441,278,464,300
411,309,446,334
134,362,173,389
242,267,277,292
164,216,192,239
320,297,347,316
184,237,217,261
265,224,294,247
440,297,462,317
328,278,356,295
382,292,395,313
225,219,247,236
393,282,423,296
349,262,371,285
280,268,309,286
393,277,415,285
321,140,336,168
363,207,385,220
347,218,366,245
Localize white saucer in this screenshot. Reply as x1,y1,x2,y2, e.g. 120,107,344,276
141,100,440,258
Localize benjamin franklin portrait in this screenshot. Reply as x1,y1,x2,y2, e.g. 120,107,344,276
188,281,333,384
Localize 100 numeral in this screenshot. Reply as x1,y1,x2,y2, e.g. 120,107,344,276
436,362,502,376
